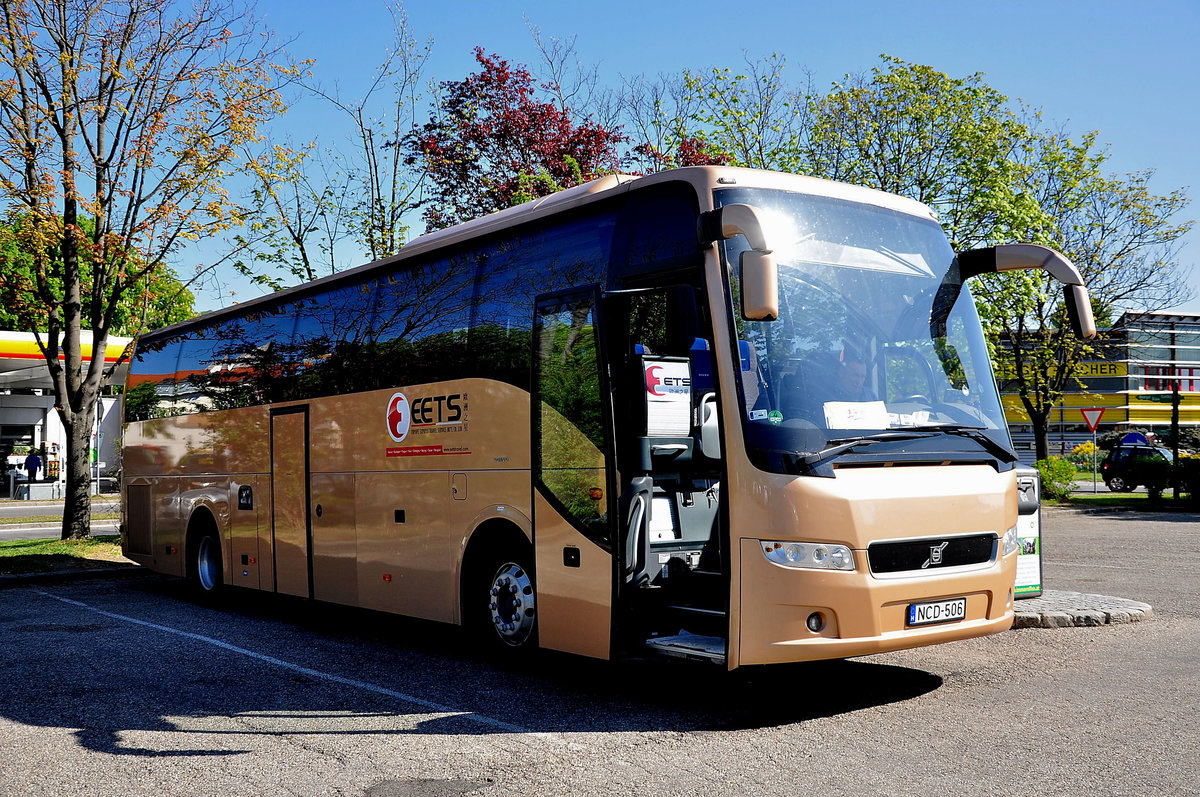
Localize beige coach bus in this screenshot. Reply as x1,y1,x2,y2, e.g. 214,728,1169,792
121,166,1094,668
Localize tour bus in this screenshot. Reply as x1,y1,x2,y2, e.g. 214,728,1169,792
121,166,1095,669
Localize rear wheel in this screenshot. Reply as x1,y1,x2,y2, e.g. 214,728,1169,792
1107,476,1130,493
190,528,224,596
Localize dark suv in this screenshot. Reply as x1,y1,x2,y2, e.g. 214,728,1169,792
1100,444,1174,494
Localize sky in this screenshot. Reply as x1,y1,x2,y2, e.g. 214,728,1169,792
186,0,1200,314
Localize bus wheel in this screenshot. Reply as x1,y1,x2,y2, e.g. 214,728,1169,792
483,558,537,650
192,529,224,595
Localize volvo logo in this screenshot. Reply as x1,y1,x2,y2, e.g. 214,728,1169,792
922,541,950,569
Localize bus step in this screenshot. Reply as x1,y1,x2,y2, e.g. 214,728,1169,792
665,604,725,617
644,632,726,663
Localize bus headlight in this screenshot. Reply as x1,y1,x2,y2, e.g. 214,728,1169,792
1002,525,1019,556
760,540,856,571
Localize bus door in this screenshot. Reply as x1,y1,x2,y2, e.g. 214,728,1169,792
270,405,312,598
606,286,727,662
532,288,617,659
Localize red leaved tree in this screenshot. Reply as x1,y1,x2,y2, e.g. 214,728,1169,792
407,48,624,230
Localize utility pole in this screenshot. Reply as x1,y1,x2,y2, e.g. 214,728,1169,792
1171,373,1181,500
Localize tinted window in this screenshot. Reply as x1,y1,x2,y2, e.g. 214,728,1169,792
291,282,379,397
126,195,676,418
536,291,609,544
370,255,475,390
125,338,182,421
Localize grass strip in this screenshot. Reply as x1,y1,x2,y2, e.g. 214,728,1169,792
0,512,118,526
0,535,129,576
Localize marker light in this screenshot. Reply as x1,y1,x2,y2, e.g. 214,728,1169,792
1002,525,1019,556
760,540,855,571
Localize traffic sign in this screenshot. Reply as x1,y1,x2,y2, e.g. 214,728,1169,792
1080,407,1105,432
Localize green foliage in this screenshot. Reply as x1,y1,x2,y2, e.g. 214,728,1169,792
1033,457,1077,500
0,215,194,335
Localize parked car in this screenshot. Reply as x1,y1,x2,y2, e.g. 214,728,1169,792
1100,444,1173,494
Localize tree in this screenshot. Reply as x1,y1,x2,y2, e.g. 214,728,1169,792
0,215,194,333
232,7,429,290
683,53,811,173
406,47,624,230
0,0,294,538
976,127,1193,459
663,54,1192,459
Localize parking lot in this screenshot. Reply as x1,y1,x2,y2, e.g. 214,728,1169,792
1,507,1197,796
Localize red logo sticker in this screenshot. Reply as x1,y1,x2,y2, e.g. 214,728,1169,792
386,393,411,442
645,365,665,396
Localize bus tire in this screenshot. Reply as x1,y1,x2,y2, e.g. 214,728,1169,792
187,517,224,598
471,549,538,654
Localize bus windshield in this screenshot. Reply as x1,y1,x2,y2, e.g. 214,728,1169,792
717,188,1009,468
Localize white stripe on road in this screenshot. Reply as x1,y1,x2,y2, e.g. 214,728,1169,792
34,589,554,741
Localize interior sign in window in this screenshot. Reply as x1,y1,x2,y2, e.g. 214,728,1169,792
644,357,692,437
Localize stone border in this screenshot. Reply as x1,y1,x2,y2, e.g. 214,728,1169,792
1012,589,1152,629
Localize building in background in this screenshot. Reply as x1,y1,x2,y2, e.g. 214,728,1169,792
0,331,130,497
1001,312,1200,462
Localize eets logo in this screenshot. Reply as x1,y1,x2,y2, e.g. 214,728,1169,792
644,364,691,396
386,392,411,442
412,394,464,425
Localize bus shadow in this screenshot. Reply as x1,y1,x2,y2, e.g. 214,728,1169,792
163,579,944,735
0,576,943,759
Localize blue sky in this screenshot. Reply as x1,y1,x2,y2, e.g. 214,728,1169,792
187,0,1199,313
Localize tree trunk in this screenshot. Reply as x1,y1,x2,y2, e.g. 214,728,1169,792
59,403,95,540
1031,409,1051,462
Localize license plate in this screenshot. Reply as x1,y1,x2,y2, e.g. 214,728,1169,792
908,597,967,626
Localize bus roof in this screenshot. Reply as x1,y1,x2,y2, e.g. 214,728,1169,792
143,166,938,343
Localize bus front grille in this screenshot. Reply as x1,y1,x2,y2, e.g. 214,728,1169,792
867,533,996,575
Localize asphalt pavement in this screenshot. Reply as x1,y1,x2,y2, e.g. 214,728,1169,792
0,506,1195,796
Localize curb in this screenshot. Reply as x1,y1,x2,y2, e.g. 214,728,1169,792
1012,589,1152,629
0,563,144,587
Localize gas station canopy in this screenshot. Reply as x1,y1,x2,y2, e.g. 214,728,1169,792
0,330,131,391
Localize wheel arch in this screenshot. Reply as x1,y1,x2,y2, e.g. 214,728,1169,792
457,517,532,626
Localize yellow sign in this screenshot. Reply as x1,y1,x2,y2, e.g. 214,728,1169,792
994,360,1127,380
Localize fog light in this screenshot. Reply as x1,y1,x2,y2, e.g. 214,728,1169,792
807,612,824,632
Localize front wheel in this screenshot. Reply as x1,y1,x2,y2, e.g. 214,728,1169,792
476,556,537,652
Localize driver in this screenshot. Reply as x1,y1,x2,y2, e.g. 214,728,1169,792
830,347,874,402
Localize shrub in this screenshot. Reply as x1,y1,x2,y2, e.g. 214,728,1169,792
1071,441,1096,458
1033,457,1077,500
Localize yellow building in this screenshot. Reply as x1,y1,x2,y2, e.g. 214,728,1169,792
1001,313,1199,459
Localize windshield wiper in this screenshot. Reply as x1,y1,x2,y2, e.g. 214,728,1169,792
913,425,1018,464
798,431,941,469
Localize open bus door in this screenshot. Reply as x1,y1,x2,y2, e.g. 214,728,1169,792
532,285,729,662
532,288,617,659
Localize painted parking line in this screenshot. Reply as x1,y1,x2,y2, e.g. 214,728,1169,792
34,588,556,742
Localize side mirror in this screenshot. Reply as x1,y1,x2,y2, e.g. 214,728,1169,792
957,244,1097,339
698,203,779,322
741,251,779,321
1063,284,1096,340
